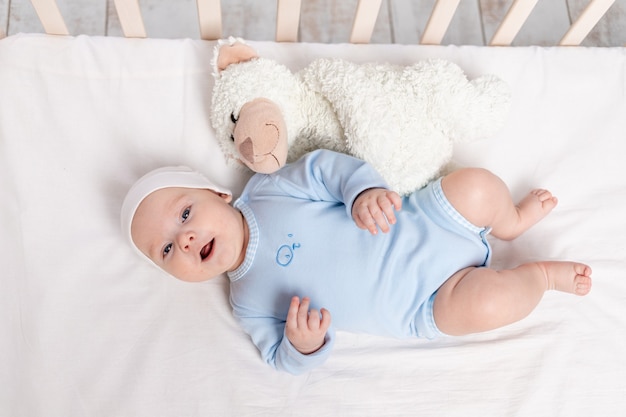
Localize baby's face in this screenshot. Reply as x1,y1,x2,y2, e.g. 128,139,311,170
131,187,246,282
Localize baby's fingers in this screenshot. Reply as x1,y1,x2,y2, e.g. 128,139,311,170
304,306,332,332
286,296,301,329
285,297,331,355
296,297,311,328
354,204,380,234
307,308,321,328
377,192,401,231
353,189,402,234
387,191,402,217
306,307,332,329
319,308,332,332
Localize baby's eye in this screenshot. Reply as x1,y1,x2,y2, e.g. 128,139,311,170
182,207,190,222
163,243,173,258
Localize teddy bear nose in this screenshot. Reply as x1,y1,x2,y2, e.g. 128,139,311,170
239,137,255,164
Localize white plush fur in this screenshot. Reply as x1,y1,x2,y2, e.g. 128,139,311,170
211,40,511,194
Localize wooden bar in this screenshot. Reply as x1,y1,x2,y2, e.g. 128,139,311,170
276,0,301,42
489,0,539,46
420,0,460,45
3,0,622,46
1,0,8,38
113,0,146,38
560,0,616,46
197,0,222,40
350,0,382,43
30,0,69,35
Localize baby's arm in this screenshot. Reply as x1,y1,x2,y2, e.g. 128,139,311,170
285,296,332,354
234,302,334,374
352,188,403,234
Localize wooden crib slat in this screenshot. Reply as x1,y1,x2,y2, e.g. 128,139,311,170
276,0,301,42
559,0,616,46
0,0,6,38
30,0,69,35
420,0,461,45
113,0,147,38
489,0,539,46
350,0,383,43
197,0,222,40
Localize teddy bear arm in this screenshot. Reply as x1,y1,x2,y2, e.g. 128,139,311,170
216,42,259,72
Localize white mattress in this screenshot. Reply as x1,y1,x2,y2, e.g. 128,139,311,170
1,34,625,416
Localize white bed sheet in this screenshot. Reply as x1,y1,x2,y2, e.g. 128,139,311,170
1,34,625,417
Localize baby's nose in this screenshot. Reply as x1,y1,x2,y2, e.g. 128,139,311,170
178,231,196,251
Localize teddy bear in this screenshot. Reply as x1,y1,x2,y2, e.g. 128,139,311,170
210,37,511,194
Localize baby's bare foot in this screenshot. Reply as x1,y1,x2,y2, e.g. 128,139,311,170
499,189,558,240
517,189,558,227
537,261,592,296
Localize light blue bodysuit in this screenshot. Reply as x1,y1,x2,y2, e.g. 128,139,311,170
228,150,491,374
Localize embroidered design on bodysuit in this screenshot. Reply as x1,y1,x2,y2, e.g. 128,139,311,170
276,234,301,267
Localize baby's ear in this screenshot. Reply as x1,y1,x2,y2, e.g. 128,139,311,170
215,40,259,73
218,192,233,204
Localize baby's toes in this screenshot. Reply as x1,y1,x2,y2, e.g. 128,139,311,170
574,275,592,295
573,263,592,295
574,263,592,277
531,189,553,201
533,189,558,210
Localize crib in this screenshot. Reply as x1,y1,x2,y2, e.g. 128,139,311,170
1,1,625,416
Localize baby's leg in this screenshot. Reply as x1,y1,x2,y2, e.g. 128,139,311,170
433,262,592,336
441,168,557,240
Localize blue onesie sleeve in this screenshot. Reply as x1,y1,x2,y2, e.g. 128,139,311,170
266,148,389,218
236,311,336,375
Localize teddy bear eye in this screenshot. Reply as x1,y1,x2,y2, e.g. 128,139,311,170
230,134,235,142
230,113,238,124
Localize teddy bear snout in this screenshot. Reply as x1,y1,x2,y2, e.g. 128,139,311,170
232,98,290,174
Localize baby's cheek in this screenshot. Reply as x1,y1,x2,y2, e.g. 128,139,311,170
166,258,198,282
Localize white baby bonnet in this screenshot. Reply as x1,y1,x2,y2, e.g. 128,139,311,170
120,166,232,258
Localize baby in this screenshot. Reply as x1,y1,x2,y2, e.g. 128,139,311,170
121,149,592,375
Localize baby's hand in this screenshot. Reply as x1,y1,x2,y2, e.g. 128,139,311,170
352,188,402,234
285,296,331,355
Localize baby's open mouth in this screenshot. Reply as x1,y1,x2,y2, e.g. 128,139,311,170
200,239,214,261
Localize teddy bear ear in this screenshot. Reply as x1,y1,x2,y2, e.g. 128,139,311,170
213,38,259,75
